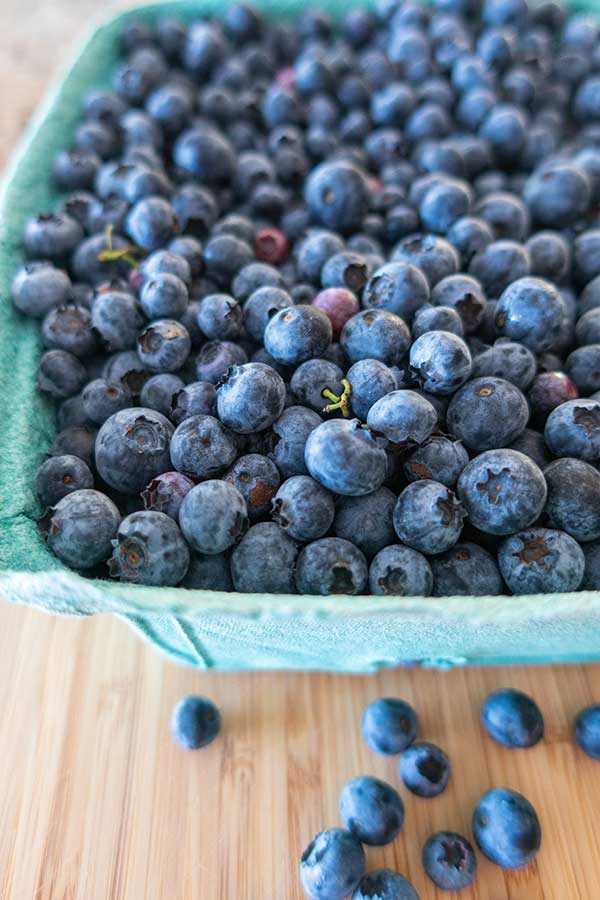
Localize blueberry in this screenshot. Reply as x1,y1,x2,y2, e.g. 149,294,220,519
224,453,281,520
216,362,286,433
404,435,469,488
473,788,541,868
91,290,146,352
109,509,189,585
333,488,397,559
305,160,371,233
125,196,179,251
39,489,121,569
95,407,173,494
169,382,216,426
340,310,410,367
394,480,465,555
409,331,472,395
526,231,571,283
392,233,460,286
23,212,84,262
575,705,600,760
140,273,189,320
82,377,132,424
447,377,529,451
321,251,369,294
38,349,87,399
300,829,366,900
181,552,233,590
457,449,546,535
352,869,418,900
170,414,237,479
232,262,286,301
296,230,346,285
431,542,504,595
481,688,544,748
361,697,418,754
475,190,530,240
138,373,184,419
399,741,450,798
49,424,98,469
419,177,473,234
525,163,591,227
566,344,600,395
544,399,600,462
137,319,191,373
362,262,430,322
422,832,477,890
544,458,600,543
472,340,537,391
265,305,332,366
469,240,530,298
346,360,398,422
103,349,148,395
305,419,387,496
12,262,72,319
35,454,94,509
430,273,486,332
242,287,292,342
171,696,221,750
196,340,248,384
231,522,299,593
167,237,203,278
179,480,248,555
498,528,585,594
271,475,334,541
339,776,404,846
267,405,322,478
495,277,566,353
290,359,344,414
367,390,437,446
296,537,368,595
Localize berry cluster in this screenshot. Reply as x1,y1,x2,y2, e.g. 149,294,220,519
15,0,600,594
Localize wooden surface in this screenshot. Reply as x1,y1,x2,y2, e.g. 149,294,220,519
3,2,600,898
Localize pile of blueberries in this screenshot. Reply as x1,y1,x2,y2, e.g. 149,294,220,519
15,0,600,594
172,689,600,898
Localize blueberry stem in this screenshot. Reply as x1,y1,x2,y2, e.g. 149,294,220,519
322,378,352,416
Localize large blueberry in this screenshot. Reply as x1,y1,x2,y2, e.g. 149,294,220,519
481,688,544,748
300,828,366,900
95,407,174,494
394,481,465,555
473,788,541,868
361,697,418,754
498,528,585,594
296,537,368,595
422,831,477,890
447,377,529,451
399,741,450,798
339,776,404,846
231,523,299,594
179,480,248,554
431,542,504,595
170,414,237,479
216,363,286,433
305,419,388,496
109,510,190,585
367,390,437,446
39,489,121,569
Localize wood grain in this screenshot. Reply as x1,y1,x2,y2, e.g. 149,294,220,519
1,602,600,900
2,3,600,897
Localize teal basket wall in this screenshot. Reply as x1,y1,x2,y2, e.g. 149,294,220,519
2,0,600,672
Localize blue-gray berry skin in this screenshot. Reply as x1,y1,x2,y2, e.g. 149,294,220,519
545,399,600,462
361,697,418,755
347,359,398,422
412,304,464,338
430,273,487,332
457,449,546,535
170,414,237,479
216,363,286,433
296,537,368,595
431,542,504,596
369,545,433,596
196,339,248,384
264,304,332,366
367,390,437,446
272,476,335,541
49,424,98,469
137,319,191,373
179,480,248,555
170,381,216,424
243,286,293,341
575,705,600,760
339,776,404,846
196,293,243,341
126,195,180,251
304,159,370,233
142,248,192,285
472,341,537,391
544,458,600,542
300,828,366,900
109,510,190,585
231,522,299,593
340,309,411,367
171,696,221,749
473,788,541,869
482,689,544,748
141,471,194,520
363,261,430,321
140,272,189,320
40,489,121,569
268,406,323,478
399,741,450,798
139,373,185,418
41,303,97,358
334,488,397,559
392,233,460,286
23,212,83,262
96,408,174,494
495,276,566,352
305,419,388,496
447,377,529,451
498,528,585,594
181,553,233,590
409,330,472,395
35,454,94,508
394,481,465,555
352,869,418,900
12,262,72,318
422,832,477,890
404,436,469,488
92,290,146,352
582,542,600,589
38,350,87,400
103,350,149,395
291,359,344,414
224,453,281,520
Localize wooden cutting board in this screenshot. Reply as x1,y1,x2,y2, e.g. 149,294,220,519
1,601,600,900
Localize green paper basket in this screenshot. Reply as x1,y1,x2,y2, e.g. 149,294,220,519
2,0,600,672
